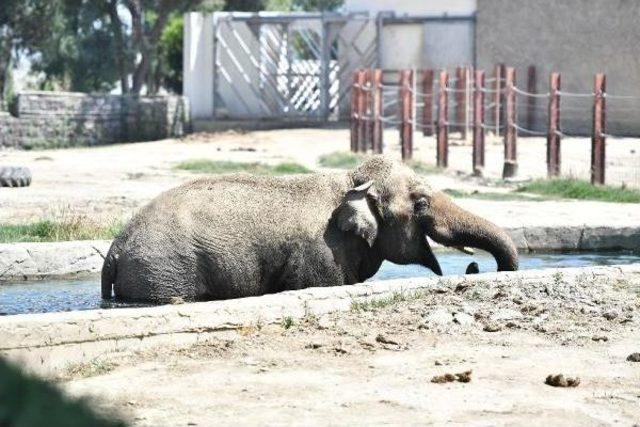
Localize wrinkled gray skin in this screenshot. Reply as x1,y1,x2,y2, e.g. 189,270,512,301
102,156,518,303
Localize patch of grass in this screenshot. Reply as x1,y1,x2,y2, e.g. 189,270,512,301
406,160,440,175
64,359,117,380
175,160,312,175
516,178,640,203
318,151,365,169
351,290,425,312
281,316,295,330
443,189,545,202
0,218,123,243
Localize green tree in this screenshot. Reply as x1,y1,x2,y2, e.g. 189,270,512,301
158,16,183,93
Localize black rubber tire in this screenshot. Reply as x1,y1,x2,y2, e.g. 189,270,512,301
0,166,32,187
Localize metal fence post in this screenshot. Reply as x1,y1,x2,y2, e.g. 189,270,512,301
527,65,537,131
350,70,360,152
493,64,502,136
503,67,518,178
437,70,449,168
371,69,383,154
399,69,414,161
547,72,561,177
473,70,485,176
591,73,606,185
356,70,367,152
421,69,434,136
455,67,466,138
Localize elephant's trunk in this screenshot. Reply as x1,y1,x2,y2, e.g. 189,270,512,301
424,192,518,271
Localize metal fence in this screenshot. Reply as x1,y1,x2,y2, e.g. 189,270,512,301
212,12,377,121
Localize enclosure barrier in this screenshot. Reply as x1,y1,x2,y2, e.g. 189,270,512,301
350,65,640,185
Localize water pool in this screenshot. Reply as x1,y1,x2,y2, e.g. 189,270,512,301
1,251,639,316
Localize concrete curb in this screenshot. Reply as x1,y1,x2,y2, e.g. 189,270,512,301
0,226,638,281
1,264,639,374
0,240,110,282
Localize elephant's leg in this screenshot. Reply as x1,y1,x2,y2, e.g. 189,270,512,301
274,241,346,291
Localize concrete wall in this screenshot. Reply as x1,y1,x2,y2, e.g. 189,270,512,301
0,91,189,149
477,0,640,135
184,12,214,119
2,264,638,375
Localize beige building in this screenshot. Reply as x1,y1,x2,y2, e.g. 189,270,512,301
476,0,640,135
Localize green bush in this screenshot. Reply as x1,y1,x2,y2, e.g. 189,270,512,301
0,358,125,427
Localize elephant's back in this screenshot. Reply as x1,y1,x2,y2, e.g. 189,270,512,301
141,173,347,240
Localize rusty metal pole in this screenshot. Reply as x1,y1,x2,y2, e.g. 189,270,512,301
499,63,507,135
350,70,359,152
503,67,518,178
399,70,414,161
455,67,466,138
356,70,367,152
591,73,606,185
437,70,449,168
493,64,502,136
371,69,383,154
527,65,537,132
421,69,434,136
547,72,561,177
473,70,485,176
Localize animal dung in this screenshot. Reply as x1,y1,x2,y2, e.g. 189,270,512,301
545,374,580,387
626,352,640,362
431,370,472,384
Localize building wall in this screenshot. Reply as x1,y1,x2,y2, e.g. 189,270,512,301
0,92,189,149
344,0,476,15
477,0,640,135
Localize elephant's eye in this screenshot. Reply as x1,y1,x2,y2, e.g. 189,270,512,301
414,197,429,212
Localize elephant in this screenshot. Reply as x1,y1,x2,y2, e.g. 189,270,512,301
102,156,518,303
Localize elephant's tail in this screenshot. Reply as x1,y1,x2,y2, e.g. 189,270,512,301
101,242,119,300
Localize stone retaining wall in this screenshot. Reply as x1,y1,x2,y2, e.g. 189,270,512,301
0,91,190,149
1,264,639,375
1,225,638,282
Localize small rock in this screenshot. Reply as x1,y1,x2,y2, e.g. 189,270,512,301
334,346,348,355
483,322,502,332
425,308,453,326
434,360,442,366
591,336,608,342
305,342,323,349
316,316,332,330
453,312,474,326
626,352,640,362
603,310,618,321
375,334,399,346
545,374,580,387
490,308,523,322
431,370,472,384
169,296,185,305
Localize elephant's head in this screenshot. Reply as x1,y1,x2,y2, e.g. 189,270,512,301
336,156,518,275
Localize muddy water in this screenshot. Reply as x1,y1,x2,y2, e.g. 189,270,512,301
1,251,638,316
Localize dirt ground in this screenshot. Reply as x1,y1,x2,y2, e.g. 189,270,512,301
62,272,640,426
1,128,639,227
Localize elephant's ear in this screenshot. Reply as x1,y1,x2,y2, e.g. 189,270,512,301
335,180,379,247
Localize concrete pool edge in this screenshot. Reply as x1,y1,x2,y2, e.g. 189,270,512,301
1,264,639,375
1,226,639,281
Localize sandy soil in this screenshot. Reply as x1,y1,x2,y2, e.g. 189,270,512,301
62,272,640,426
1,129,639,228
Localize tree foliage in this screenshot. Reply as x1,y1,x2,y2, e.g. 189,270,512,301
1,0,344,96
